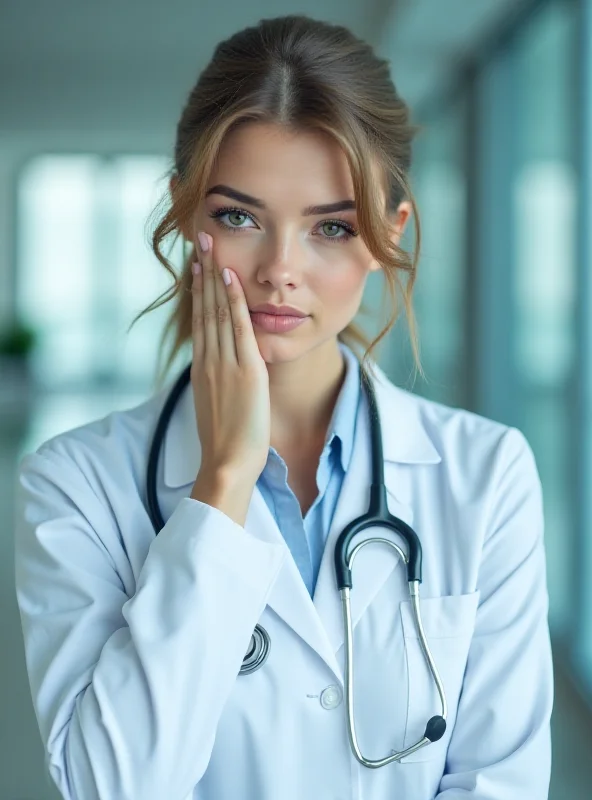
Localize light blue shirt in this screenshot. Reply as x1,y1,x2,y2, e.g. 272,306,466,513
256,341,361,597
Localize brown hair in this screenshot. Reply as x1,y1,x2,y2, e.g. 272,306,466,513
130,14,425,389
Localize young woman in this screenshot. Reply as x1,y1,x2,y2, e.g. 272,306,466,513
14,14,552,800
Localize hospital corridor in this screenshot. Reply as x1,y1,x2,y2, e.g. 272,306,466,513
1,0,592,797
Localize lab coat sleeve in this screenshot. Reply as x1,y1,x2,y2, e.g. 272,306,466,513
14,445,286,800
435,427,553,799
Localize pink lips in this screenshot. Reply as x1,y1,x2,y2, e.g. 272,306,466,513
249,312,309,333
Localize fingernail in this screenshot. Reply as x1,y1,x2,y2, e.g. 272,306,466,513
198,232,210,252
222,268,232,286
192,261,201,275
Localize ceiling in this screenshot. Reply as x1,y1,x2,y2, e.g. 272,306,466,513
379,0,535,110
0,0,533,143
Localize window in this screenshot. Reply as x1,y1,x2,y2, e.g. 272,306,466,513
16,155,184,452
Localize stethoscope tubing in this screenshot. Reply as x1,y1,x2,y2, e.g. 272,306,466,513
146,362,192,533
145,359,447,765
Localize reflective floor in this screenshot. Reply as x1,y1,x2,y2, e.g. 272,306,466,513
549,655,592,799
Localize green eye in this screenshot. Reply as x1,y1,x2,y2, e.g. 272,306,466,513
208,206,358,243
227,211,249,226
322,222,343,237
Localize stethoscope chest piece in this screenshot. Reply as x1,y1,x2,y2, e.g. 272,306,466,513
239,624,271,675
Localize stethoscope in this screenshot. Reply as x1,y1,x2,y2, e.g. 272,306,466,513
145,360,447,767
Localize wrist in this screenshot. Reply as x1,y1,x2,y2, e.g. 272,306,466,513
193,465,253,496
190,467,257,527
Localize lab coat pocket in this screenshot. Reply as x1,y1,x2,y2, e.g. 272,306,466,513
398,590,480,763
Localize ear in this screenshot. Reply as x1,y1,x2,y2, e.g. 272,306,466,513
367,200,413,273
391,200,413,243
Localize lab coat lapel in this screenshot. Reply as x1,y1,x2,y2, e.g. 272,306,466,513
161,375,343,678
313,368,422,657
244,487,345,679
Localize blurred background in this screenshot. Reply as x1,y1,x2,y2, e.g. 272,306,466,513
1,0,590,796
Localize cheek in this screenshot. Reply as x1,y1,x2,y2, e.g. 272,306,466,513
315,265,367,308
199,226,245,273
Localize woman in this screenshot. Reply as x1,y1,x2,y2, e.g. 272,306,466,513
14,13,553,800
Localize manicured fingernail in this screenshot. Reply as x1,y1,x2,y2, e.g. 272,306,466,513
222,267,232,286
198,232,210,252
192,261,201,275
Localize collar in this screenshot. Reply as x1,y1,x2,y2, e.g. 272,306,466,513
326,341,360,473
162,351,442,489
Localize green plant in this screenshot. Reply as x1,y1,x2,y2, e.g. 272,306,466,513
0,322,38,356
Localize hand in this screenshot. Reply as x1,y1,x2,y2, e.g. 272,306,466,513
190,230,271,484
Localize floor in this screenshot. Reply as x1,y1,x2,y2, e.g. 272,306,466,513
549,654,592,798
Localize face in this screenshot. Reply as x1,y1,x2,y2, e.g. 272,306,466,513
179,121,410,365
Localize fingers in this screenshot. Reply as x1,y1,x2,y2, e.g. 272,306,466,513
194,231,222,362
223,264,262,369
211,240,238,362
191,254,205,366
202,231,237,362
192,230,262,370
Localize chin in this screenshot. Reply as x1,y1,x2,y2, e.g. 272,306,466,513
254,334,311,364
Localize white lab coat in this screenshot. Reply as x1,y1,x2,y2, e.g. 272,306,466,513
13,360,553,800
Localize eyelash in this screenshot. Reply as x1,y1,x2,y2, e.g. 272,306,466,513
207,206,359,243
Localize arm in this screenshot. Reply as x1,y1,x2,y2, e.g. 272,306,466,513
435,428,553,799
14,446,285,800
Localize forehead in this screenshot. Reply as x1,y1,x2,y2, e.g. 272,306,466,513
209,121,355,204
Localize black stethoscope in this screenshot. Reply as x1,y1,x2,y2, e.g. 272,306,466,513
145,361,447,767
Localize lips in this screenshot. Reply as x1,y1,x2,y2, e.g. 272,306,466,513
248,303,308,317
249,311,309,333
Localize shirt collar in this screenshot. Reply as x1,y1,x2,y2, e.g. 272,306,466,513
325,341,360,473
162,346,442,489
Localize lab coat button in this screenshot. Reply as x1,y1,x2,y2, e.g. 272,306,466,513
320,684,343,709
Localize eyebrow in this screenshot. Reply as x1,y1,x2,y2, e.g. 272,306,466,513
205,184,356,216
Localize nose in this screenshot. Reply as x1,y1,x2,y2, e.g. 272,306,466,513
255,234,306,287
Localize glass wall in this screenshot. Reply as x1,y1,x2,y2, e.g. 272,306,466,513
466,0,578,638
409,92,469,409
575,0,592,695
383,92,469,410
404,0,580,646
15,155,181,454
512,0,578,639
